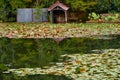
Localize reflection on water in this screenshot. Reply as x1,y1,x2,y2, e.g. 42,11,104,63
0,34,120,80
1,74,71,80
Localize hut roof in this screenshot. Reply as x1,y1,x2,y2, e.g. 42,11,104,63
48,1,69,11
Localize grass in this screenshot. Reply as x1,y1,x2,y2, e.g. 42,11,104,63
0,23,120,38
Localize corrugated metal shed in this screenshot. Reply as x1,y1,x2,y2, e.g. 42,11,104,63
17,8,48,22
17,8,33,22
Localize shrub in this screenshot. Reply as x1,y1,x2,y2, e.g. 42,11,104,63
104,14,119,21
0,20,3,23
88,12,101,20
0,63,8,73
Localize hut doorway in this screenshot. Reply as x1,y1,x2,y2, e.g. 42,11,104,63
53,10,65,23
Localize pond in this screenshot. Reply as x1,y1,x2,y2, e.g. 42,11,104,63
0,34,120,80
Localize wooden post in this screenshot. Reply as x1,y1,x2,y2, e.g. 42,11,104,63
50,11,53,23
32,8,33,22
65,10,67,23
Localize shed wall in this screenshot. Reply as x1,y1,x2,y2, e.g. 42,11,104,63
17,8,48,22
17,8,32,22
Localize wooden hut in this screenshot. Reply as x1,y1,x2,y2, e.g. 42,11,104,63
48,1,69,23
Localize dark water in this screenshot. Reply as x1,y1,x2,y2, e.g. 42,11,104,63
0,73,71,80
0,34,120,80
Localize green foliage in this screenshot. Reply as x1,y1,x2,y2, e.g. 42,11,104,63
0,0,32,22
75,67,80,74
0,20,3,23
94,0,120,13
0,0,10,22
25,74,71,80
65,0,96,11
34,5,43,19
34,0,55,8
104,14,119,21
88,12,101,20
1,74,71,80
113,0,120,12
1,73,28,80
0,63,8,72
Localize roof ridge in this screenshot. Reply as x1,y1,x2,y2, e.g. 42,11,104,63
48,1,69,11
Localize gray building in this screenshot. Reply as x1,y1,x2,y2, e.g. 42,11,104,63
17,8,48,22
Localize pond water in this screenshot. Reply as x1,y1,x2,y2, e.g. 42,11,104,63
0,34,120,80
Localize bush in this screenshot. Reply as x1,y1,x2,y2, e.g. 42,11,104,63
88,12,101,21
104,14,119,21
0,63,8,73
0,20,3,23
